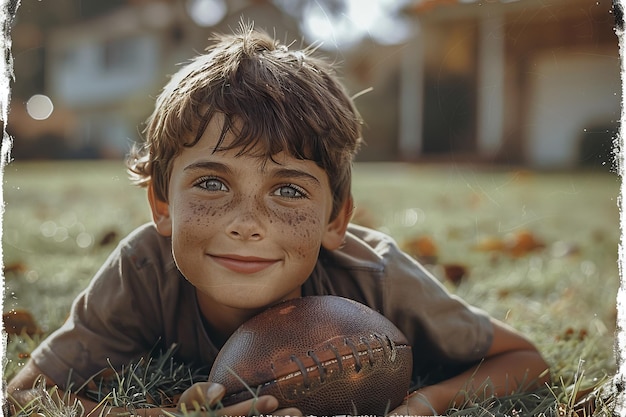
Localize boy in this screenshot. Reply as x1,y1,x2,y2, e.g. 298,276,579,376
7,25,549,416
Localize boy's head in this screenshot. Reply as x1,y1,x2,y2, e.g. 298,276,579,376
128,24,362,220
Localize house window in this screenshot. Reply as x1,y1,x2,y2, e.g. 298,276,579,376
51,34,158,106
103,37,136,71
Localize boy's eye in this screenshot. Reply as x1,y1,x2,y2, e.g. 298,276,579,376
273,184,306,198
196,178,228,192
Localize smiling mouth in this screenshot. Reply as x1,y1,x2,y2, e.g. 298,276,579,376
210,255,280,274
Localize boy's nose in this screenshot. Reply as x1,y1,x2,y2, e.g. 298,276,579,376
227,213,264,241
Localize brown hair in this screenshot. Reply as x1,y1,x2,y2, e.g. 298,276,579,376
127,23,362,219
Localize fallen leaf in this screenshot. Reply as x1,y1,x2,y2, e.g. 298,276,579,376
3,262,28,276
3,309,41,336
472,236,506,252
473,231,546,257
402,235,438,264
442,263,468,285
99,230,119,246
505,230,546,257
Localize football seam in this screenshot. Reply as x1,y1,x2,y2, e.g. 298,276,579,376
223,333,411,403
220,343,413,405
222,333,408,402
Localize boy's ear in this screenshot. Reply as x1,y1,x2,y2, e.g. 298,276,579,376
321,196,353,251
148,184,172,237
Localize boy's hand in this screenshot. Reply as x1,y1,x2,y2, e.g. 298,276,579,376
178,382,301,416
387,386,449,416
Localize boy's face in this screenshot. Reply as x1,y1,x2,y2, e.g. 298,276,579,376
149,115,349,315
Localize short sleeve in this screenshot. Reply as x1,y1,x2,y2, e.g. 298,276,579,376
30,225,177,389
381,240,493,363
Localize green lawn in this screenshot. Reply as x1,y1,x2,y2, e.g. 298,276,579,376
3,160,621,415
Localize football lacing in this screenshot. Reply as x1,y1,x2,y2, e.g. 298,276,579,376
307,350,327,383
284,333,398,388
360,336,376,366
373,332,398,362
387,335,398,362
290,354,310,388
328,343,344,372
344,337,362,372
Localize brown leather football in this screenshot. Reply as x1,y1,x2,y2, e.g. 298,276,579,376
208,295,413,416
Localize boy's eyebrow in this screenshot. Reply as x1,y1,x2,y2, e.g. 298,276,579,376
183,161,321,186
183,161,233,175
271,168,321,187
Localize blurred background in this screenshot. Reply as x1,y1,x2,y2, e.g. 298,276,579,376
7,0,620,169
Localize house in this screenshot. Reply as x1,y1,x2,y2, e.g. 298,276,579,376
392,0,621,168
8,0,621,168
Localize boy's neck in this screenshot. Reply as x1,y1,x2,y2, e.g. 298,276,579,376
195,292,265,347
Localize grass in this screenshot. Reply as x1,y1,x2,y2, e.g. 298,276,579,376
2,160,621,416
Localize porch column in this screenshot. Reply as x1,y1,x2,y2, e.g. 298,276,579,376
398,33,424,160
477,14,505,157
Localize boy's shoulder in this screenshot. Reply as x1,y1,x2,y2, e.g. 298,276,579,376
327,223,403,272
122,222,163,240
323,223,436,289
119,222,167,249
345,223,398,248
115,222,175,272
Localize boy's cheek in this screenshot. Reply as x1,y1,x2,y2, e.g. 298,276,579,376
185,200,228,222
268,207,326,250
269,205,320,228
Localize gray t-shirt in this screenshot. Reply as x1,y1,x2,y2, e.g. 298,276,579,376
32,223,493,390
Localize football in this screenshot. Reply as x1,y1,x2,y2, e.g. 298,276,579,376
208,295,413,416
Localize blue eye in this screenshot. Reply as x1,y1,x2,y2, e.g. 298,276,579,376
274,184,306,198
197,178,228,192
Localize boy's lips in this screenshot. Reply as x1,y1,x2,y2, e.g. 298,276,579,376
209,254,280,274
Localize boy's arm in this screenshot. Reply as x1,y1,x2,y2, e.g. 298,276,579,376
6,360,120,416
391,318,551,416
7,360,48,408
7,360,298,417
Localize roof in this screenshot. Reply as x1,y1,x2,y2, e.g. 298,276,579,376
403,0,579,18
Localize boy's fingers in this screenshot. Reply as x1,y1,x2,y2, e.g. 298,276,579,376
204,383,226,406
214,395,278,416
177,382,225,410
178,384,297,416
272,407,303,416
251,397,302,416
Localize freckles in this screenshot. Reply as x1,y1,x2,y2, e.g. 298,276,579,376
187,200,228,225
270,206,322,258
270,206,320,228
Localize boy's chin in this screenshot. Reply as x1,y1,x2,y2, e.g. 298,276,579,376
204,287,302,312
243,289,303,311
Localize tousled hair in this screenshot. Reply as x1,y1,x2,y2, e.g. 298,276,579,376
127,23,362,219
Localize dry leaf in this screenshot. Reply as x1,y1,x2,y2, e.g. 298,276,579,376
3,262,29,275
402,235,438,264
505,230,546,257
442,263,468,285
3,309,41,336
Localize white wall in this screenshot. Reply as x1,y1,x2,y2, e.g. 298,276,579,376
49,34,159,107
526,47,621,168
